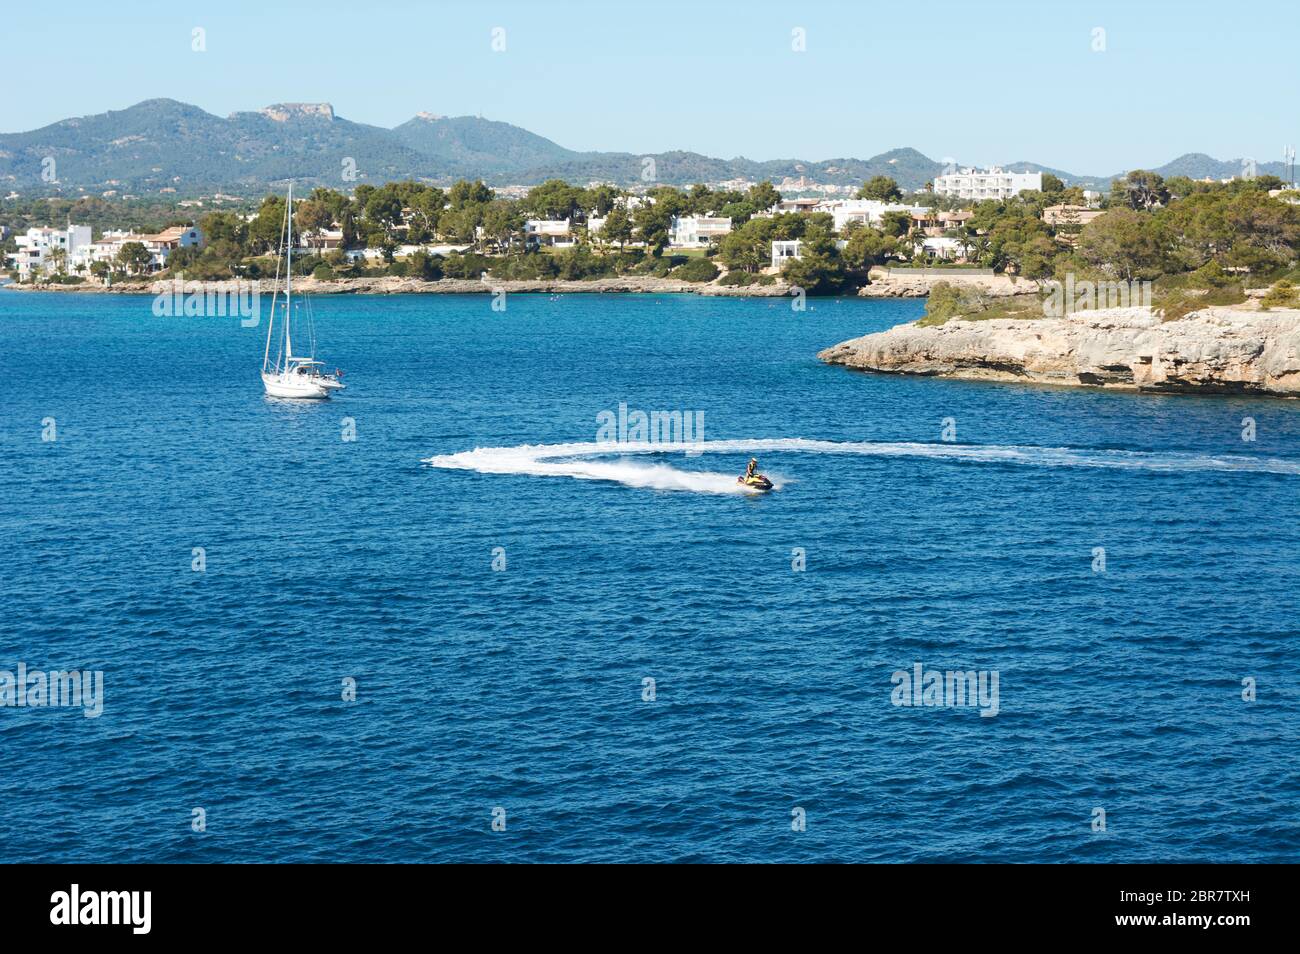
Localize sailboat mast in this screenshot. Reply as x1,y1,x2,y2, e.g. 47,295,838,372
284,182,293,360
262,292,275,371
262,185,289,373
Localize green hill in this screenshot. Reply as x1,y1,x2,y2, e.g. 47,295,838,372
2,99,1287,198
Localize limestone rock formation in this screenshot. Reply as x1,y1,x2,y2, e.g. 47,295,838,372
818,307,1300,395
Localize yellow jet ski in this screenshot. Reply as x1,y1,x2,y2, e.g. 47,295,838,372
737,458,774,491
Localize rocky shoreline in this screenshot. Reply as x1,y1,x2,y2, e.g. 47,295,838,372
1,274,797,297
856,269,1040,299
819,306,1300,396
1,269,1037,299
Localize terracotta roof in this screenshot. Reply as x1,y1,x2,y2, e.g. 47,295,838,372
142,226,194,243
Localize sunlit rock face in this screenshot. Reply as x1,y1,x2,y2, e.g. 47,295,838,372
820,307,1300,395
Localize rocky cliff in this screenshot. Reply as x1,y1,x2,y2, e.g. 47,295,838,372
818,307,1300,395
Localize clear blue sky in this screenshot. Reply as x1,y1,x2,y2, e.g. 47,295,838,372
5,0,1296,174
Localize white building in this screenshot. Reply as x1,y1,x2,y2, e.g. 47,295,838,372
525,218,574,247
7,225,93,280
919,236,964,260
771,239,802,270
669,215,732,247
344,243,469,263
816,199,922,232
82,225,203,274
774,197,822,214
933,167,1043,201
300,228,344,251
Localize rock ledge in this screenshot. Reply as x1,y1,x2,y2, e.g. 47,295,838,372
818,307,1300,395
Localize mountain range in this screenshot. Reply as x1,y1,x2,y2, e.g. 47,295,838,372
0,99,1290,197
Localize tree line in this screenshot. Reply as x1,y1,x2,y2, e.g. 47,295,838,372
8,170,1299,296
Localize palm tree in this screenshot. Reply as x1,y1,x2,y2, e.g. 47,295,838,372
909,229,929,261
950,226,977,263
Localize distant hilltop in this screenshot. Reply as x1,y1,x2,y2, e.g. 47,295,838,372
255,103,336,123
0,98,1290,198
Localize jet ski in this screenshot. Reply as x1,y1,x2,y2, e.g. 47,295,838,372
738,472,774,491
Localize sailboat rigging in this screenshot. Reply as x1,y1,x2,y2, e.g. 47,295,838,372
261,182,345,399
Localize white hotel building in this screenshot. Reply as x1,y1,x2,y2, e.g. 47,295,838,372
933,167,1043,201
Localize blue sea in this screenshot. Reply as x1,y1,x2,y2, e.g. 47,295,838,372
1,290,1297,863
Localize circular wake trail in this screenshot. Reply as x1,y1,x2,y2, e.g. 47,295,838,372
423,438,1300,494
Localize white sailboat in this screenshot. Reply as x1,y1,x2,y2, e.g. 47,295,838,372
261,182,345,399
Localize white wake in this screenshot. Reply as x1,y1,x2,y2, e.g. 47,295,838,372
423,438,1300,495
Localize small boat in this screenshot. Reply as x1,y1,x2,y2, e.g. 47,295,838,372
261,182,345,400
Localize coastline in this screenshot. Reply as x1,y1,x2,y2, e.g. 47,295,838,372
0,274,799,297
857,268,1040,299
0,270,1042,299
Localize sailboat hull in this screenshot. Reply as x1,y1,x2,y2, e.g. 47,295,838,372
261,371,331,400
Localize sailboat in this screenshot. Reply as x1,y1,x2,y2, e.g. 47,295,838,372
261,182,345,399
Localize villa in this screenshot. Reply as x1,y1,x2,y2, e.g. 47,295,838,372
1042,204,1107,228
911,209,974,236
817,199,921,231
525,218,575,247
300,229,345,251
918,236,965,260
669,215,732,247
771,239,802,270
774,197,822,214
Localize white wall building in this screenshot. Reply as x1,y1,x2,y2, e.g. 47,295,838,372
919,236,964,260
7,225,93,279
933,167,1043,201
771,239,802,270
82,225,203,274
344,243,470,263
525,218,574,247
299,229,344,251
815,199,923,232
669,215,732,247
774,198,822,214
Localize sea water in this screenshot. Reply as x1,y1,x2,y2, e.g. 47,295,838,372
0,291,1296,862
